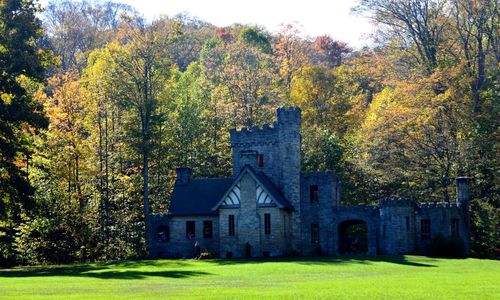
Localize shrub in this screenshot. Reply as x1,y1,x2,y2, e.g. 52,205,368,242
428,234,465,257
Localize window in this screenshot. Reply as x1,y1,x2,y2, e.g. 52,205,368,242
203,220,213,238
310,185,319,204
311,223,319,244
264,213,271,235
405,216,410,231
421,219,431,240
258,154,264,167
382,224,386,238
451,218,460,237
228,215,235,236
156,225,169,242
186,221,195,239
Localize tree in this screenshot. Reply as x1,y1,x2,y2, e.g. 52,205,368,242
106,18,179,255
356,0,449,74
43,0,136,71
451,0,499,113
311,35,352,68
0,0,49,266
274,23,310,101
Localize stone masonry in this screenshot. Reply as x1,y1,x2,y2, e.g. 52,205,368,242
150,107,470,258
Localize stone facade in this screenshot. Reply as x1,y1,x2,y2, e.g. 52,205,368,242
151,106,470,258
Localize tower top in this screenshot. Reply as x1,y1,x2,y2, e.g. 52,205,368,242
277,106,301,125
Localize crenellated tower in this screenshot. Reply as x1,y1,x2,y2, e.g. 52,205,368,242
229,106,303,252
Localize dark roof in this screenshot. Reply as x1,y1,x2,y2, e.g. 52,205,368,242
169,177,233,216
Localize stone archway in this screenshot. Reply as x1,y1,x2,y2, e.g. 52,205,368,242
338,220,368,254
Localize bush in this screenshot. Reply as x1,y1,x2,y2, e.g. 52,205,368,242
199,249,213,259
428,234,465,257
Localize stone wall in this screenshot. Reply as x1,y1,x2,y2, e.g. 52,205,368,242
150,215,219,258
416,202,466,254
378,199,417,254
218,172,291,258
299,172,340,255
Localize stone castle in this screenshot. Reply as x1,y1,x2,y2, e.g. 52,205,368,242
151,107,470,258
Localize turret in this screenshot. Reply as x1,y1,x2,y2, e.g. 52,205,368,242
456,177,470,207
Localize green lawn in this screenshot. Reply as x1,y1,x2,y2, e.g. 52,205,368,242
0,256,499,299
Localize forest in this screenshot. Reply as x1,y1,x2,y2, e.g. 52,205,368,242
0,0,498,266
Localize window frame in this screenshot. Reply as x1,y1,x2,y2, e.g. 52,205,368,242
258,154,264,168
421,219,431,241
203,220,213,239
451,218,460,238
228,215,235,236
264,213,271,235
186,221,196,239
311,223,320,244
310,185,319,204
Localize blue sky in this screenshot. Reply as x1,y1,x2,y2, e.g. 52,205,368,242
40,0,375,48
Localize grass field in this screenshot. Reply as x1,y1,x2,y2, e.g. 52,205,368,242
0,256,499,299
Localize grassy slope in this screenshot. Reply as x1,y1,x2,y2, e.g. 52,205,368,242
0,256,499,299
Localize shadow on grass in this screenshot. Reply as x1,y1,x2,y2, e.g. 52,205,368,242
208,255,437,267
0,264,210,280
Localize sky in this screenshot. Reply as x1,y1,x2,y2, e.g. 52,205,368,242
40,0,376,48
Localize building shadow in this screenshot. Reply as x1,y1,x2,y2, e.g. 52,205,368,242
0,263,210,280
208,255,437,267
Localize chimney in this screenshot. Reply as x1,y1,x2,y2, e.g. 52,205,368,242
456,177,470,207
176,168,192,186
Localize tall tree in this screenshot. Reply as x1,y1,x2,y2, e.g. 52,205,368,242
106,18,179,255
0,0,49,266
356,0,449,73
451,0,499,112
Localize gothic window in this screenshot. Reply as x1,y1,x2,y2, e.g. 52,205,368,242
228,215,235,236
310,185,319,204
421,219,431,240
382,224,386,238
156,225,169,242
311,223,319,244
451,218,460,237
258,154,264,167
405,216,410,231
264,213,271,235
186,221,195,239
203,220,213,238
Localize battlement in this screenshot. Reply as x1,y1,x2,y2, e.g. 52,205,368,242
378,197,417,208
230,123,278,145
418,201,460,209
277,106,301,125
230,106,301,146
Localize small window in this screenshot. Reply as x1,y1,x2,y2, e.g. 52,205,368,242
156,225,170,242
264,213,271,235
382,224,386,238
421,219,431,240
228,215,235,236
311,223,319,244
203,220,213,238
451,218,460,237
186,221,195,239
310,185,319,204
405,216,410,231
258,154,264,167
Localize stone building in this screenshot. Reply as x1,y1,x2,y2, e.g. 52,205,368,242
151,107,470,258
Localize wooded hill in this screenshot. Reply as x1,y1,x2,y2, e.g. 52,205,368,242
0,0,498,266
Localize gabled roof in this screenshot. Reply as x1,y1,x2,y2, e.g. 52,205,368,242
168,177,233,216
212,165,293,211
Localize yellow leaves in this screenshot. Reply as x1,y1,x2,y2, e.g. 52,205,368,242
1,93,13,105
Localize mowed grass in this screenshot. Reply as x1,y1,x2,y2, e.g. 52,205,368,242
0,256,499,299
